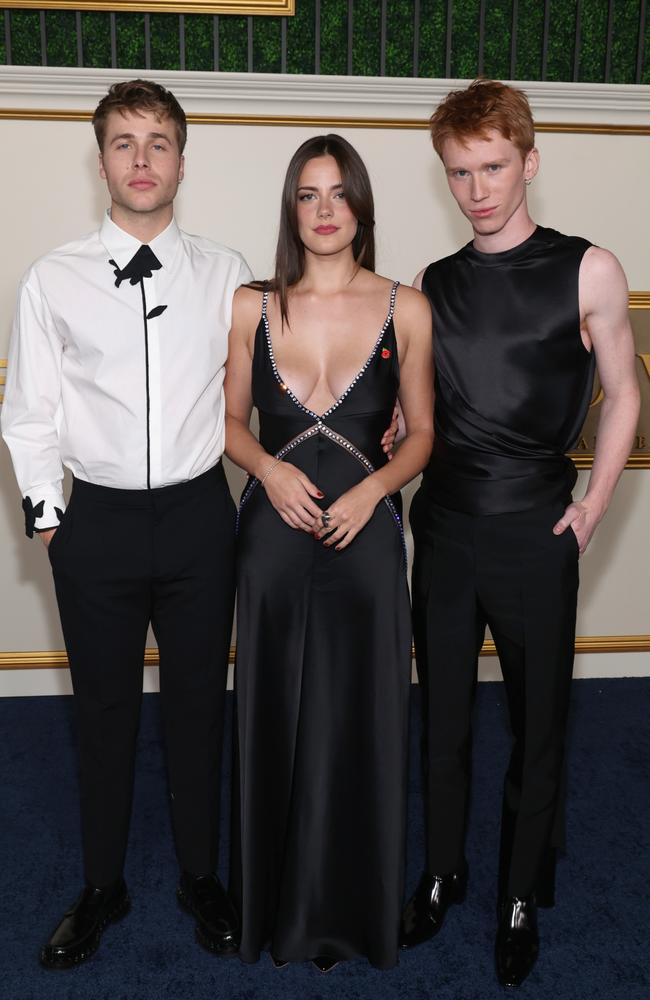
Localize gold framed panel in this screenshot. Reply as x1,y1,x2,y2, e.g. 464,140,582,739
569,292,650,470
2,0,295,14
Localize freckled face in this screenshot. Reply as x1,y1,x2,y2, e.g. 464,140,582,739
98,109,184,225
295,155,358,258
441,130,538,239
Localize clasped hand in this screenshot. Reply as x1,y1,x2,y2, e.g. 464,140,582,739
263,461,383,550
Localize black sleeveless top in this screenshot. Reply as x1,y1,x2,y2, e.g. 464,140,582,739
420,226,595,515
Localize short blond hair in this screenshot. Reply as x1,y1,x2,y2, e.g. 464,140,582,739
430,79,535,160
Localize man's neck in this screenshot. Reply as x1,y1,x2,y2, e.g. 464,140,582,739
472,211,536,255
109,205,174,244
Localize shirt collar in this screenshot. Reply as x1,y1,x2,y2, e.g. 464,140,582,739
99,211,181,271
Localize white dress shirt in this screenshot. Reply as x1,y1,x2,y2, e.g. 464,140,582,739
1,213,253,533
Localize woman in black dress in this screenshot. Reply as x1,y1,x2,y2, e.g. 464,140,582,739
225,135,433,971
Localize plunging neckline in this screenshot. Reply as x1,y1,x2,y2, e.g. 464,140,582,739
261,281,399,421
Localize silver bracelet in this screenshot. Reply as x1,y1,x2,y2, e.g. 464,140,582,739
260,458,281,487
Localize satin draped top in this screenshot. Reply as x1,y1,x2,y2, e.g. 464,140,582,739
421,226,595,514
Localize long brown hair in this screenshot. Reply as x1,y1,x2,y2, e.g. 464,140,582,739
263,134,376,328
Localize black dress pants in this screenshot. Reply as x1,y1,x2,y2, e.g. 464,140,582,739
410,490,579,899
48,463,236,888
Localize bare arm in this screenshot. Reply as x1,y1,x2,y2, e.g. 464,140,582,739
380,267,428,454
224,287,324,531
553,248,640,553
316,286,434,548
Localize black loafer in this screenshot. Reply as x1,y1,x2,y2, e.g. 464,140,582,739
399,867,467,948
177,872,239,956
495,896,539,987
40,879,130,969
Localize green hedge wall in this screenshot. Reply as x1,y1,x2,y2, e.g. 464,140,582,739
2,1,648,84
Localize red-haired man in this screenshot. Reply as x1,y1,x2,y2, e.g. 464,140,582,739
399,79,639,987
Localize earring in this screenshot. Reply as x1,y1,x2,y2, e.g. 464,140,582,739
524,178,532,186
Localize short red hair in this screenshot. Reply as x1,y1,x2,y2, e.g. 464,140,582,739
430,79,535,160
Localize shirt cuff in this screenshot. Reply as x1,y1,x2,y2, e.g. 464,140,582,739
22,492,66,538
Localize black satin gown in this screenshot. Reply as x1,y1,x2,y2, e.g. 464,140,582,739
231,283,412,969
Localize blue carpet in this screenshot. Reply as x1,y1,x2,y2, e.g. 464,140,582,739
0,679,648,1000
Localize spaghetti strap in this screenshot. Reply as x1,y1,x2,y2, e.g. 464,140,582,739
386,280,399,324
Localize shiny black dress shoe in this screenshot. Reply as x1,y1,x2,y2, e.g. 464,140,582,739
495,896,539,987
399,867,467,948
40,879,130,969
177,871,239,956
312,956,339,973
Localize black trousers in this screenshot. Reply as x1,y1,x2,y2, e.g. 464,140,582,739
410,490,579,899
49,463,236,888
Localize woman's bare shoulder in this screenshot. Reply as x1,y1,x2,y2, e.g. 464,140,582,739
359,269,394,294
371,270,427,305
388,281,431,325
232,283,266,327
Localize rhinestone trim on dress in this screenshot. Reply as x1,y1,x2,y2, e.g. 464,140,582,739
318,424,407,564
238,420,407,564
236,424,321,530
238,283,405,560
261,281,399,422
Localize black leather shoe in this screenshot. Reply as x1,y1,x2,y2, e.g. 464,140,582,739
177,872,239,956
40,879,130,969
495,896,539,987
399,867,467,948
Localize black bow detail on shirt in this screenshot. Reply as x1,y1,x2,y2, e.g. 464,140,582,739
109,245,162,287
22,496,45,539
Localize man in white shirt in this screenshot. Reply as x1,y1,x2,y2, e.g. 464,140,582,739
2,80,252,968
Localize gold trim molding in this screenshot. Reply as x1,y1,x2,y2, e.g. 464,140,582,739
0,108,649,136
572,454,648,470
481,635,650,657
2,1,295,14
1,635,649,669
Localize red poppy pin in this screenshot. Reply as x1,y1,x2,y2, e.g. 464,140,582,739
381,347,391,359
